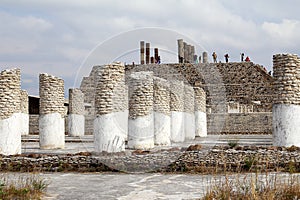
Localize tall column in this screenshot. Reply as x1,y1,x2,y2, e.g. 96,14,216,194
39,73,65,149
184,85,195,140
0,68,21,155
188,45,192,63
146,43,150,64
68,88,85,137
128,71,154,149
203,52,208,63
94,63,128,152
170,80,185,142
20,90,29,136
183,42,188,63
153,77,171,146
177,39,184,63
140,41,145,65
194,86,207,137
154,48,159,63
273,54,300,146
191,46,195,63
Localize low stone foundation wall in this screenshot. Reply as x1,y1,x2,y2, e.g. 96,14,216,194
1,145,300,173
208,112,272,134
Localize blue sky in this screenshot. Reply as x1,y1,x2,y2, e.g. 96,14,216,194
1,0,300,96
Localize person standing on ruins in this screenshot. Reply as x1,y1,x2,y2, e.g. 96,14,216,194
212,52,217,63
245,56,250,62
224,54,229,63
241,53,245,62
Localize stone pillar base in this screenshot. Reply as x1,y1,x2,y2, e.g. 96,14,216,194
0,113,21,155
94,111,127,153
184,112,195,140
273,104,300,147
171,111,185,142
128,113,154,149
154,112,171,146
68,114,85,137
20,113,29,136
39,113,65,149
195,111,207,137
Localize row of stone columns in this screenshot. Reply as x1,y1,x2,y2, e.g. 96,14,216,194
177,39,197,63
93,63,208,152
140,41,160,64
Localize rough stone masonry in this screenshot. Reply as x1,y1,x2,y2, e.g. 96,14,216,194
39,73,65,149
273,54,300,146
94,62,128,153
0,68,21,155
68,88,85,137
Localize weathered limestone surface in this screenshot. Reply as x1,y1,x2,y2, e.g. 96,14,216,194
0,69,21,120
153,77,171,145
170,80,185,142
94,63,127,152
128,71,154,149
68,88,85,137
20,90,29,135
0,68,21,155
272,54,300,146
184,84,195,140
194,86,207,137
39,73,65,149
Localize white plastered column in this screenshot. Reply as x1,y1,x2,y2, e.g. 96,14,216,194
39,113,65,149
94,63,128,152
194,86,207,137
68,114,85,137
170,80,185,143
128,71,154,149
184,85,195,140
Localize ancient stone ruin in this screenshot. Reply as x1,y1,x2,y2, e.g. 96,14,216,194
1,39,300,155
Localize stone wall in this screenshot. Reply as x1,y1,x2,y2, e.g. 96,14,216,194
80,61,274,134
39,73,65,116
20,90,28,114
29,114,39,134
69,88,84,115
0,69,21,120
207,112,272,134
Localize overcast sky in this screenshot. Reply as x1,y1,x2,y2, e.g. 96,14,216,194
1,0,300,96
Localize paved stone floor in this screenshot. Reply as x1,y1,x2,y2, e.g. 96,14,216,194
2,172,297,200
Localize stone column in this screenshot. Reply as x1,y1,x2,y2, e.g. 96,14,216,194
0,68,21,155
184,84,195,140
20,90,29,136
140,41,145,65
170,80,185,142
177,39,184,63
94,62,128,152
153,77,171,146
154,48,159,63
146,43,150,64
68,88,85,137
183,42,188,63
188,45,193,63
191,46,195,63
203,52,208,63
128,71,154,149
39,73,65,149
194,86,207,137
273,54,300,147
